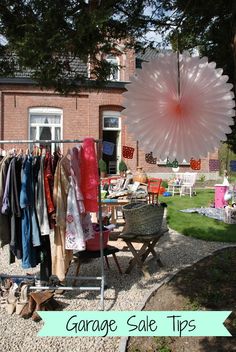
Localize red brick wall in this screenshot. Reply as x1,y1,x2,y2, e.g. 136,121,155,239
0,84,220,178
0,47,220,179
0,86,125,151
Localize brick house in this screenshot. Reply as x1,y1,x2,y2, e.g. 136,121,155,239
0,48,219,180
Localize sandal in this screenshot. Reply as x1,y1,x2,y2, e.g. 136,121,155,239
6,283,18,315
16,284,29,315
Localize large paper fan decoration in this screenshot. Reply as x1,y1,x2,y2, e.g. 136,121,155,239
123,52,235,160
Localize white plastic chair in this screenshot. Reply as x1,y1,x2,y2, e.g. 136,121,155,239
180,173,197,197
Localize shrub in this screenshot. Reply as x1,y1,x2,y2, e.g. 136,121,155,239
161,180,169,188
119,159,128,172
99,159,107,173
199,174,206,183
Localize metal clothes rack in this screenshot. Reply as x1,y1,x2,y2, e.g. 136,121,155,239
0,138,105,310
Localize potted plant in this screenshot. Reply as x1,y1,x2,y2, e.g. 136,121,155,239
99,159,107,178
119,159,127,176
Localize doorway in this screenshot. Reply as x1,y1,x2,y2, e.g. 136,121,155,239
103,130,120,175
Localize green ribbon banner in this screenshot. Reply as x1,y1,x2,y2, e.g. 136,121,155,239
37,311,231,337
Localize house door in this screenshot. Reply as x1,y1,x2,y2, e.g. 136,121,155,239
103,130,120,174
102,111,121,175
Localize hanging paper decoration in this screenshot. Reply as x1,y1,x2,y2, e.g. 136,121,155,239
145,152,157,164
122,145,134,159
166,158,179,168
190,158,201,170
230,160,236,172
123,52,235,161
209,159,220,171
102,141,115,156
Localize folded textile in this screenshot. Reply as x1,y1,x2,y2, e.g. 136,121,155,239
180,207,225,221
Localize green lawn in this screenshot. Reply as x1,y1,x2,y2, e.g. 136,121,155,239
159,189,236,242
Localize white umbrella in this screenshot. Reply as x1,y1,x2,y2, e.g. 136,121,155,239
123,52,235,161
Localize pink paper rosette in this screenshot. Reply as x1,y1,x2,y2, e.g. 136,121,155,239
123,52,235,160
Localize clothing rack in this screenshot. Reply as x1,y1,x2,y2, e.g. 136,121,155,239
0,138,106,310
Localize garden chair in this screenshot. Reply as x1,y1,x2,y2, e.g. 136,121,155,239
180,173,197,197
147,178,162,203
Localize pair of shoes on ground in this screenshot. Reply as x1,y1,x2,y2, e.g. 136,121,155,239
6,283,29,315
20,291,61,322
48,278,65,295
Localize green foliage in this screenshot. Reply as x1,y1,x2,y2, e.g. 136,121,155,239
162,0,236,152
0,0,153,93
198,174,206,183
219,142,236,175
99,158,107,172
161,180,168,188
119,159,127,172
153,337,172,352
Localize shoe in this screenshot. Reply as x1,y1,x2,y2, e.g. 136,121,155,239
20,294,36,319
30,291,54,322
47,297,61,310
6,283,18,315
55,283,65,295
16,284,29,315
30,291,54,305
48,278,65,295
1,278,13,291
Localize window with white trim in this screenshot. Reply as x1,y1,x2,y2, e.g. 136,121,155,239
29,107,63,153
102,111,121,130
106,55,120,81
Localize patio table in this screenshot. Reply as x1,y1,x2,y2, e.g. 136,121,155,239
101,198,130,223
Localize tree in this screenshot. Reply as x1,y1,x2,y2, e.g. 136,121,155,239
158,0,236,153
0,0,158,92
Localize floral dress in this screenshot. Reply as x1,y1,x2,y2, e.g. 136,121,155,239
65,176,86,251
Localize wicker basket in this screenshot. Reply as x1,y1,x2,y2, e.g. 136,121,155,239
122,202,164,235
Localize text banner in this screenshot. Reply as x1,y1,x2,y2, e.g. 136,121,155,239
37,311,231,337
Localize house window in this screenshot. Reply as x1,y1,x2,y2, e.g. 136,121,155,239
103,111,121,130
29,107,63,153
106,55,120,81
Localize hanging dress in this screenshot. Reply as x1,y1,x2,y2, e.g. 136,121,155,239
65,175,86,251
52,155,73,281
70,146,94,241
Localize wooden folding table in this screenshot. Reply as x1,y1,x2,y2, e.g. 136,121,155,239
119,226,168,279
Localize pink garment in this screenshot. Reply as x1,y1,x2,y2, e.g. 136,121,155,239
71,146,85,214
81,138,99,212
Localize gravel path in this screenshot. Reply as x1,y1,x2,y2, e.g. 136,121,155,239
0,227,235,352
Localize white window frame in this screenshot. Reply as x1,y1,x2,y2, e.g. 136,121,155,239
106,55,120,81
28,107,63,152
102,110,122,169
102,111,121,131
